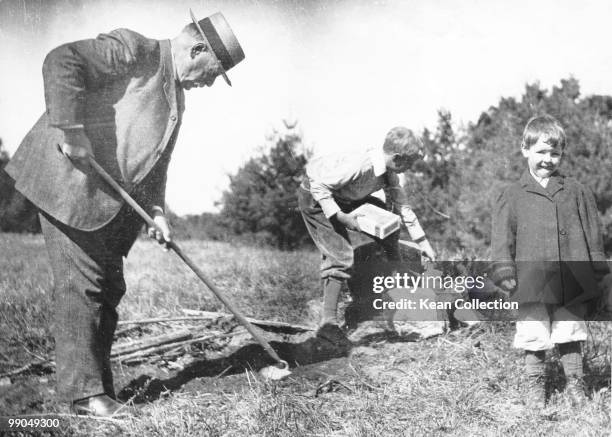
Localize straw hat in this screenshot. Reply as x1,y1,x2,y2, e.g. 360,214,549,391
189,9,245,86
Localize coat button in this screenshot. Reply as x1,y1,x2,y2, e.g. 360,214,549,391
559,229,567,236
170,115,177,121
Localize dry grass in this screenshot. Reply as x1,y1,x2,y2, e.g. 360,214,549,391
120,239,321,324
45,323,611,436
0,234,610,436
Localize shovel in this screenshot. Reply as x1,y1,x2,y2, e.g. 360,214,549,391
88,157,291,380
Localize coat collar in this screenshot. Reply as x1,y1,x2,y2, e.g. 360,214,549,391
519,169,565,198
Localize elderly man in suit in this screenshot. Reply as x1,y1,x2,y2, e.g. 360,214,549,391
5,10,244,416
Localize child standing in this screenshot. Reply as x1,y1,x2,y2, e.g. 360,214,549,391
298,126,436,346
490,115,608,408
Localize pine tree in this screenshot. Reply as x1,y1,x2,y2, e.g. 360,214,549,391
0,139,40,233
220,122,311,249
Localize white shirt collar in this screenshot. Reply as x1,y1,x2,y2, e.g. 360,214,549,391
369,148,387,177
529,169,549,188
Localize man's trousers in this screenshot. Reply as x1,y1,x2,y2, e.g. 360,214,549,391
39,206,142,401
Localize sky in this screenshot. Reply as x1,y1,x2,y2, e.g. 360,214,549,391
1,0,612,215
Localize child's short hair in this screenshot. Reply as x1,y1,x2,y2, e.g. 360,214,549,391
522,114,566,150
383,126,422,155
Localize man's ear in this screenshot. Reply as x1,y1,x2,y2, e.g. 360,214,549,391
190,42,208,58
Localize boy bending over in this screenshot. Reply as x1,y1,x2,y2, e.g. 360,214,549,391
298,126,436,345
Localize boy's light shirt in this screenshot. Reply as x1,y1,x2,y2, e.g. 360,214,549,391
529,169,550,188
305,148,426,240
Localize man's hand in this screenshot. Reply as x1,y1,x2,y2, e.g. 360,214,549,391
336,211,362,232
60,129,93,168
500,278,517,293
418,239,436,262
148,209,172,250
497,278,517,300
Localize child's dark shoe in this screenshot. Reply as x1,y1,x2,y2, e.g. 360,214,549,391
316,323,352,352
564,376,588,407
524,376,547,410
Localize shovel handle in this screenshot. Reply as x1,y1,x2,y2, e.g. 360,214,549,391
88,157,286,367
88,158,158,230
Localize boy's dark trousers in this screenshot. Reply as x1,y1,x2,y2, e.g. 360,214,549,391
39,206,142,402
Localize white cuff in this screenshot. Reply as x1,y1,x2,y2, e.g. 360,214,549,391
319,198,341,218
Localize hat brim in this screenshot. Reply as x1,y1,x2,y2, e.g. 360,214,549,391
189,9,232,86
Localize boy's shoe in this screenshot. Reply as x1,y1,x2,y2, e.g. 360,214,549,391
564,376,588,407
524,376,547,410
316,323,353,352
71,394,129,417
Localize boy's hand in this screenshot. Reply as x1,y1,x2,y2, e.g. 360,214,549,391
336,211,362,232
148,210,172,250
60,128,93,168
418,239,436,262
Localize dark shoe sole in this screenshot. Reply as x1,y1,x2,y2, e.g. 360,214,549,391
316,323,353,351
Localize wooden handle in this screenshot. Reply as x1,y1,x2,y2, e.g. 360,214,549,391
88,158,158,230
88,157,286,367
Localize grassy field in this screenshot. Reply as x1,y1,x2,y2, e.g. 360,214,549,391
0,233,610,436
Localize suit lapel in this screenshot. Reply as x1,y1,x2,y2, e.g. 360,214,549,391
176,82,185,114
160,40,176,111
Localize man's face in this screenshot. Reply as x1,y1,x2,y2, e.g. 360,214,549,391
388,151,423,173
180,44,224,90
521,136,563,179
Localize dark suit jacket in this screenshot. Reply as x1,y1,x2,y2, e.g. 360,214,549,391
5,29,185,230
490,170,608,305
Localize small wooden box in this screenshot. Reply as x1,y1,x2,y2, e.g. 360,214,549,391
353,203,400,239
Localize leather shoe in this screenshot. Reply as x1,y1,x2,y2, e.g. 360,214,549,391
565,376,588,407
71,394,128,417
523,375,547,410
316,323,353,352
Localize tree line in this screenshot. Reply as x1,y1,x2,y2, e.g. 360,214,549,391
215,77,612,254
1,78,611,255
0,139,39,233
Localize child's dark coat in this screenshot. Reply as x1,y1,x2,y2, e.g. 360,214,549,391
491,171,608,305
